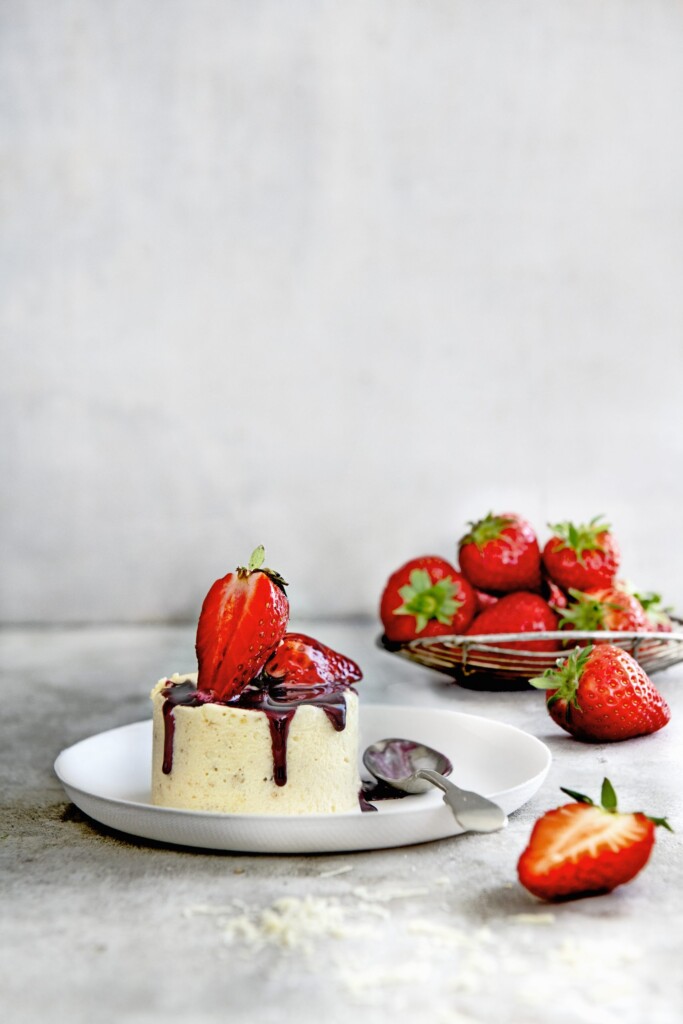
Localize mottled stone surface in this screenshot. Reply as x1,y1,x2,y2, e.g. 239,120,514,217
2,622,682,1023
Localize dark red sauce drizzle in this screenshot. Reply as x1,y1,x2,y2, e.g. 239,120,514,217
161,678,349,788
160,679,409,812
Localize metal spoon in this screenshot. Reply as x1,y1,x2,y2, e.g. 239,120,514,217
363,737,507,834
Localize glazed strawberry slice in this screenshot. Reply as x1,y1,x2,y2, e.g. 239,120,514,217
263,633,362,687
518,779,671,901
530,644,670,742
542,516,619,591
196,546,289,700
458,513,541,592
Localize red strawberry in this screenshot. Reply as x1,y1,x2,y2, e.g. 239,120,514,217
196,545,289,700
559,586,648,635
263,633,362,687
626,587,674,633
542,516,619,591
541,575,568,610
530,644,671,742
465,592,559,651
380,556,476,643
518,779,671,901
458,513,541,592
473,588,500,613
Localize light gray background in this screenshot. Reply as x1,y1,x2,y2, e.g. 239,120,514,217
3,0,683,624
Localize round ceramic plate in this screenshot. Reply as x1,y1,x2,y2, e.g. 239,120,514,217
54,704,551,853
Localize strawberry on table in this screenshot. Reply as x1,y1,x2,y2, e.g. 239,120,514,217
530,644,670,742
558,586,648,635
465,592,559,651
542,516,619,591
196,545,289,700
518,778,671,901
458,512,541,592
263,633,362,687
380,556,476,643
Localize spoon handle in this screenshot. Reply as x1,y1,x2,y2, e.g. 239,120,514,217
415,769,507,834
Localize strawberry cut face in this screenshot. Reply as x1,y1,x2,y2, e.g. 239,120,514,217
517,778,669,901
518,802,655,901
195,547,290,701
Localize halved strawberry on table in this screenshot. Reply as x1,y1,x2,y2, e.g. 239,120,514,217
518,778,671,901
263,633,362,687
465,592,559,651
458,512,541,592
380,556,476,643
542,516,619,591
196,545,290,700
530,644,670,742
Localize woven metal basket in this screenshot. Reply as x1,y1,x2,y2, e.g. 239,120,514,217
378,620,683,691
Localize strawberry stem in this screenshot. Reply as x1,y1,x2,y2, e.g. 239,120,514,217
461,512,516,550
236,546,288,590
529,646,593,709
547,515,610,562
557,589,622,631
393,569,462,634
248,545,266,572
560,779,673,830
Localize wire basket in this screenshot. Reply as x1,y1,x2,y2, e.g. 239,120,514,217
378,620,683,691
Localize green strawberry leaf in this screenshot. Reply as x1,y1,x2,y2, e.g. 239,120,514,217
646,816,674,832
601,778,618,812
560,786,594,805
248,545,266,571
547,516,610,562
393,570,462,634
529,646,593,710
460,512,516,550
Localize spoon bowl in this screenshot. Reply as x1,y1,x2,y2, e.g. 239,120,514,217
363,737,507,834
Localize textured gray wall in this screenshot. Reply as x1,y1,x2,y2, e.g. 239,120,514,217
3,1,683,623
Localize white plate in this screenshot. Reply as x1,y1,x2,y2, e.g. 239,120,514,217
54,704,551,854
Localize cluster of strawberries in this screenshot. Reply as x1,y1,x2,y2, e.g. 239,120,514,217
381,515,675,901
380,512,672,649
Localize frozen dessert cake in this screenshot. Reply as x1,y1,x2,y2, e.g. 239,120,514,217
150,548,363,814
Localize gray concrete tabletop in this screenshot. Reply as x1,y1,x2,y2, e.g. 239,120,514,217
2,621,682,1024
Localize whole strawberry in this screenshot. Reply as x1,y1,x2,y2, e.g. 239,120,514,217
196,545,289,700
465,592,559,651
543,516,619,591
626,587,674,633
530,644,670,742
518,778,671,901
380,556,476,643
558,586,648,635
263,633,362,687
458,513,541,592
